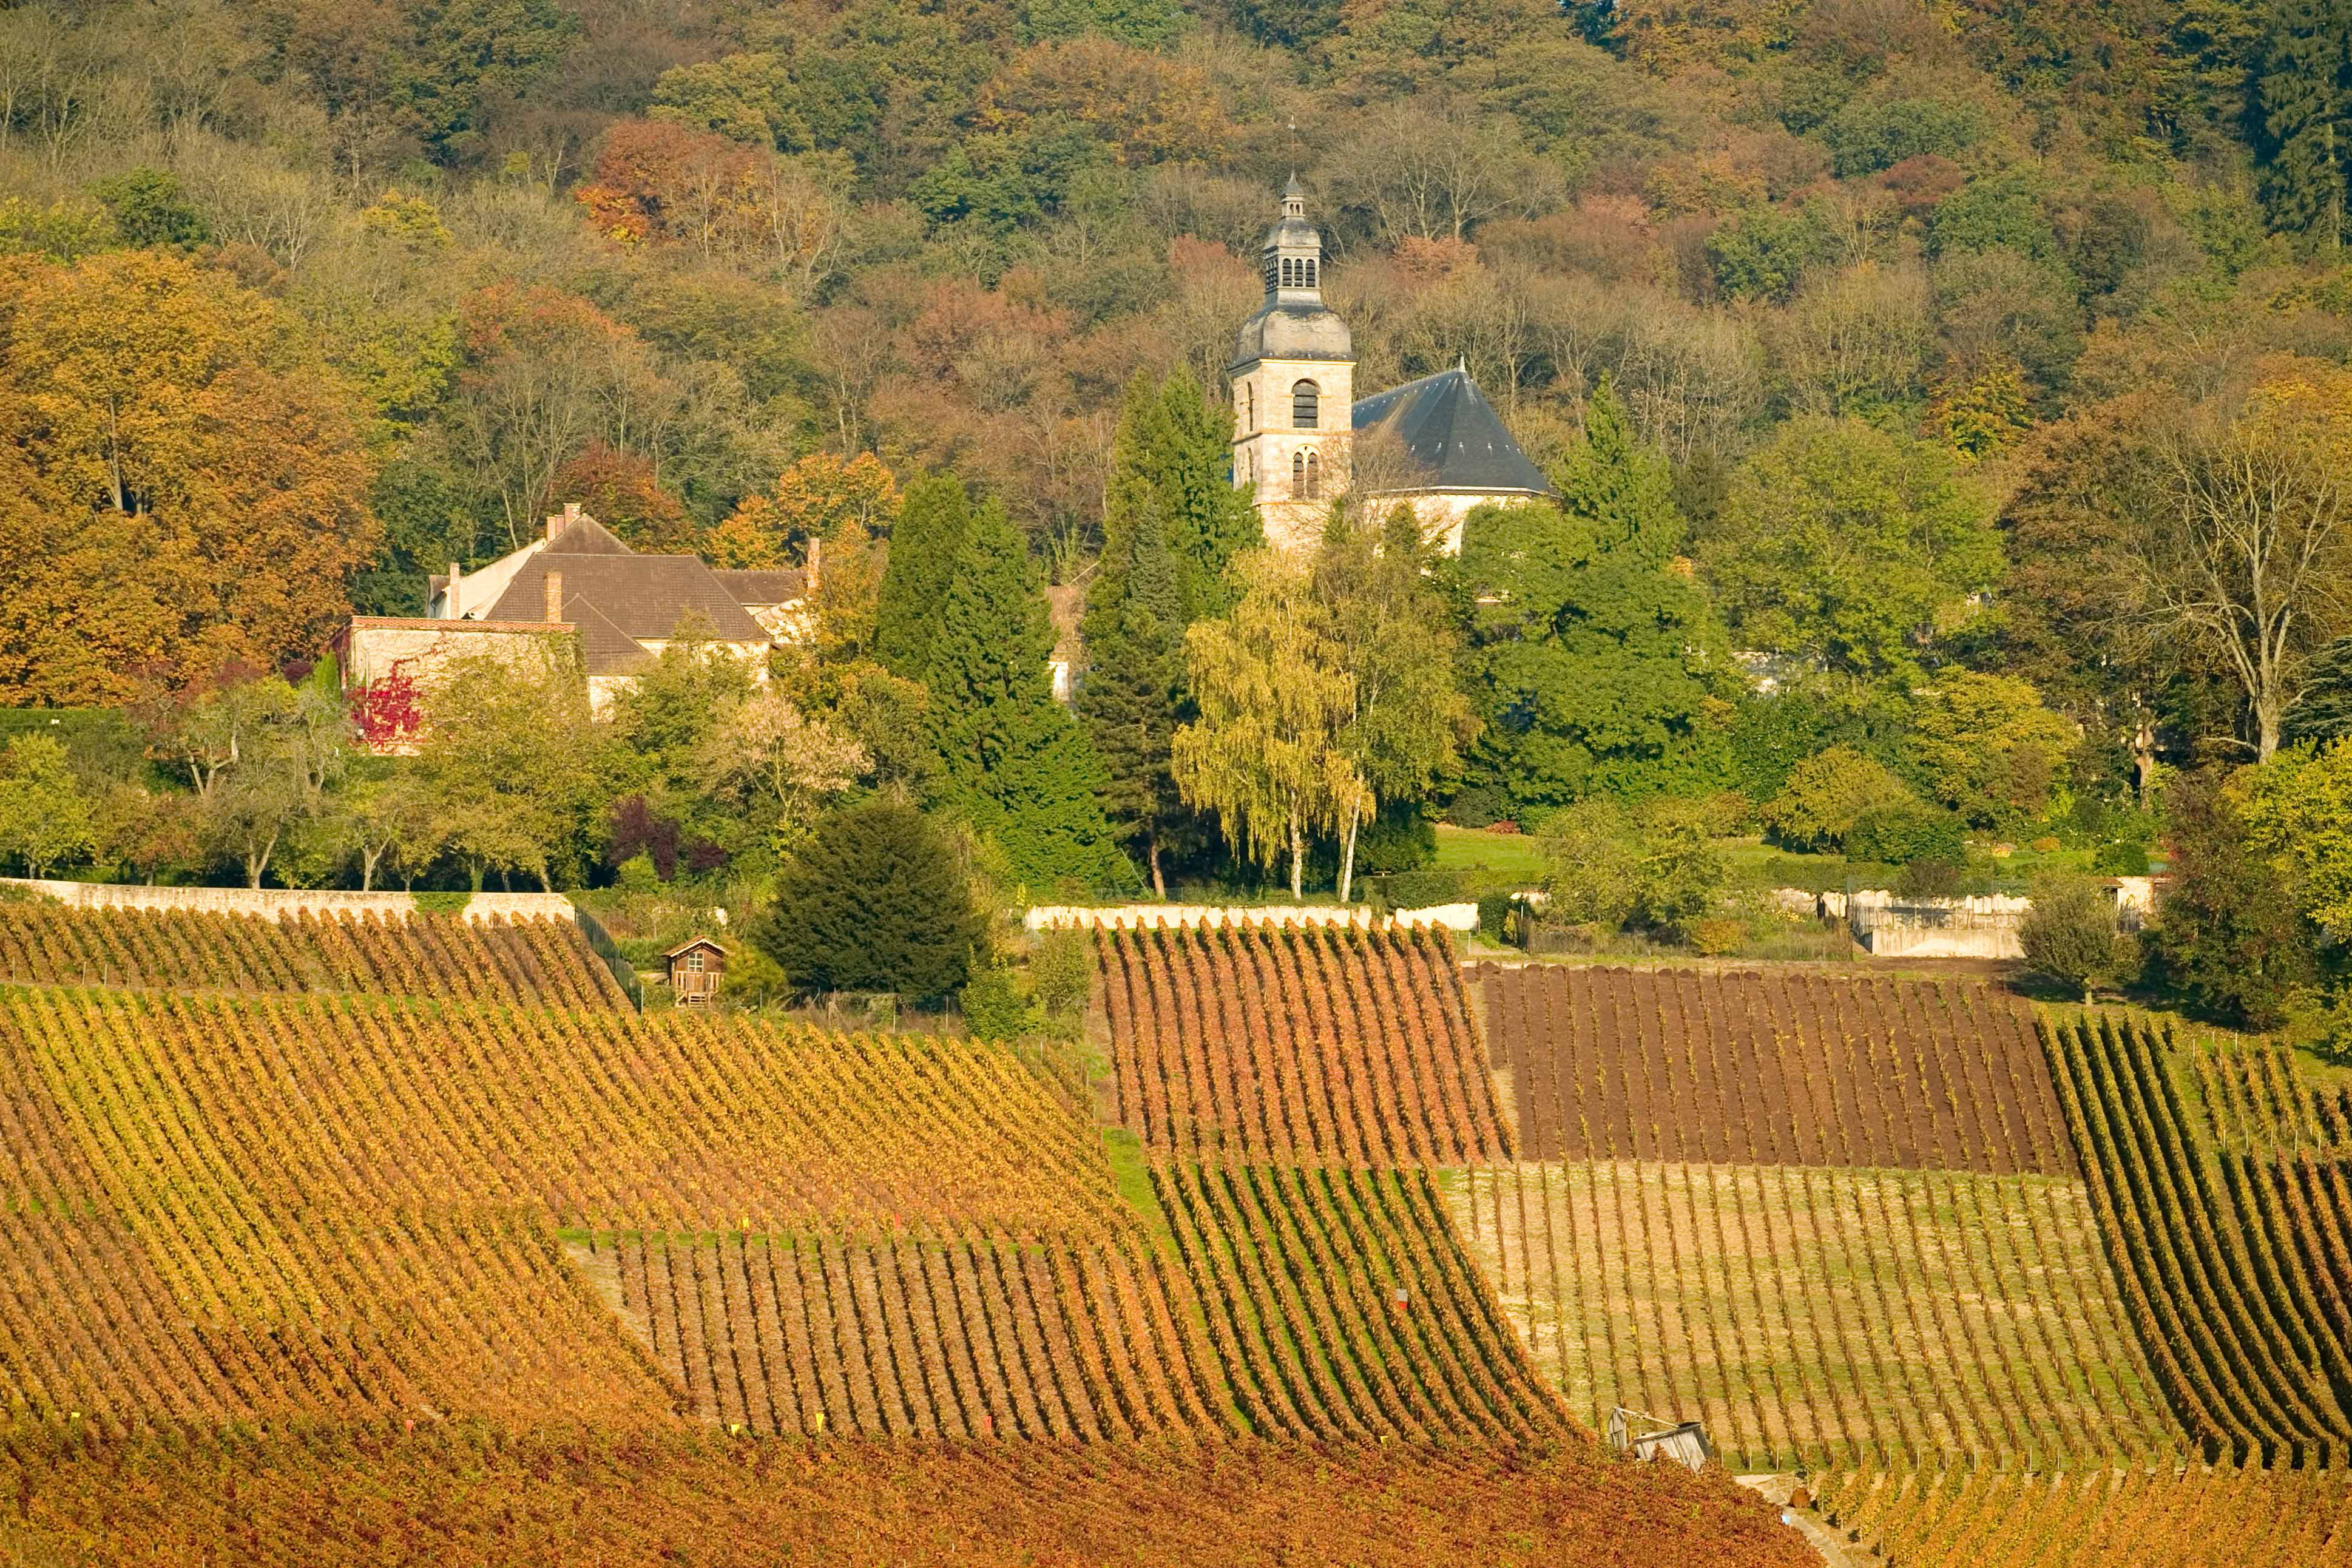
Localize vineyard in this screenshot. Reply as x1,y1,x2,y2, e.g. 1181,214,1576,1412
2044,1013,2352,1464
1817,1464,2352,1566
0,1424,1815,1568
1097,922,1509,1164
1445,1161,2177,1471
1476,964,2073,1174
1151,1160,1569,1442
584,1234,1227,1439
0,984,1164,1425
0,902,627,1008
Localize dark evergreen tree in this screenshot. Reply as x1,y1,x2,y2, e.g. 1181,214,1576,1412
752,797,982,1001
1448,379,1732,813
2286,635,2352,743
2260,0,2352,244
874,475,974,680
2150,768,2319,1029
1078,373,1221,894
929,499,1132,890
1092,370,1262,626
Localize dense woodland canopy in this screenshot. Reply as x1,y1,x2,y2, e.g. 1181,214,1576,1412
12,0,2352,1036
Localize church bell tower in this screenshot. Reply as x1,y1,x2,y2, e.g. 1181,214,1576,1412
1229,176,1354,552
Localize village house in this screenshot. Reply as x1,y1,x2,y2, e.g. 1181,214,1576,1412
342,505,813,740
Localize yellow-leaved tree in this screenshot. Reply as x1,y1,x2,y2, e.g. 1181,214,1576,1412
0,251,379,705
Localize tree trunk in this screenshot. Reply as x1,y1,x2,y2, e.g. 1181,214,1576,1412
1338,798,1362,905
2131,713,2158,813
1288,808,1305,902
1147,837,1166,901
245,830,277,890
2257,694,2282,762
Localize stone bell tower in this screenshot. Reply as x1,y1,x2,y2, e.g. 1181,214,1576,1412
1229,176,1354,552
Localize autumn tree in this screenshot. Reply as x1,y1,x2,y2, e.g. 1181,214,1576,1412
549,444,696,553
0,251,379,704
0,734,92,877
411,643,601,889
708,451,899,569
2126,362,2352,759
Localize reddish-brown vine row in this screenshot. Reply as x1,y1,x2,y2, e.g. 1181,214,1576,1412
1096,923,1509,1164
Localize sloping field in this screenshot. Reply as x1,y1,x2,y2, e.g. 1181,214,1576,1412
1097,922,1508,1164
1817,1464,2352,1566
0,986,1127,1242
0,903,627,1007
1476,964,2073,1174
1447,1161,2177,1471
0,1425,1813,1568
2046,1014,2352,1463
1153,1160,1570,1442
0,986,1138,1424
584,1234,1226,1439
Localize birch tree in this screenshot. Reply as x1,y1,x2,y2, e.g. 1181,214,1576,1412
1172,549,1361,900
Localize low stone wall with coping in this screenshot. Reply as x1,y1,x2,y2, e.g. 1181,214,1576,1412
0,879,579,926
1022,902,1476,932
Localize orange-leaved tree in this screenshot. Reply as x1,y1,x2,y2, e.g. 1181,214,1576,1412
0,251,379,705
706,451,900,568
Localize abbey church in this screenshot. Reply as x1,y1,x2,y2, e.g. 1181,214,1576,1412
1231,178,1553,552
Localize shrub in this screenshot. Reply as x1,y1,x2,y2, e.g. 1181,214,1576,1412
2030,835,2061,853
614,853,660,893
1476,891,1513,944
412,891,471,916
1762,747,1914,851
1700,789,1754,837
1030,926,1094,1017
1685,916,1747,956
960,965,1030,1042
1538,802,1641,929
1894,858,1964,900
2021,871,2132,1003
753,798,983,1002
1845,802,1965,867
2092,840,2151,876
1354,806,1435,874
1369,868,1465,909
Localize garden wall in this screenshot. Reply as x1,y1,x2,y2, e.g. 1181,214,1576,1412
0,880,578,926
1026,902,1479,932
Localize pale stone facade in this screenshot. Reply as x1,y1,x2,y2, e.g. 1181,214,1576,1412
1229,182,1552,552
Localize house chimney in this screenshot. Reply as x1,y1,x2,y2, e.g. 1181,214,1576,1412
547,502,580,544
544,569,564,624
445,562,462,619
806,535,822,595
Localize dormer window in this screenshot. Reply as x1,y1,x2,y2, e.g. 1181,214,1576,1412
1292,380,1319,428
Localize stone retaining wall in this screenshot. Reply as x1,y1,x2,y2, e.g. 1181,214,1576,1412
1022,902,1475,931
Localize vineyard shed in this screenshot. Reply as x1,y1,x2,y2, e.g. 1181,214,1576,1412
664,937,727,1007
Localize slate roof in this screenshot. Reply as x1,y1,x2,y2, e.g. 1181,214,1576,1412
1350,367,1552,497
711,569,808,606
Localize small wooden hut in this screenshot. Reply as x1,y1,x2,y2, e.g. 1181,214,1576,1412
664,936,728,1007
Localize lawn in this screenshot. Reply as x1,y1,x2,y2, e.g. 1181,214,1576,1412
1430,823,1547,883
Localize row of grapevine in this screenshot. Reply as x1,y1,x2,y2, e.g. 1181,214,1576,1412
1446,1160,2178,1472
2044,1013,2352,1462
0,904,627,1009
1817,1464,2352,1566
1095,922,1509,1166
1149,1159,1570,1441
1478,964,2073,1175
0,985,1132,1243
583,1234,1227,1439
0,1422,1816,1568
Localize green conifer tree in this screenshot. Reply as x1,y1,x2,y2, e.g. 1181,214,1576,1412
1095,370,1262,625
1450,379,1732,812
2262,0,2352,246
874,475,975,679
928,499,1131,890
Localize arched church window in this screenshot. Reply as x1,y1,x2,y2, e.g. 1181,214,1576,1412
1291,451,1304,498
1305,449,1321,500
1292,380,1319,428
1303,259,1317,288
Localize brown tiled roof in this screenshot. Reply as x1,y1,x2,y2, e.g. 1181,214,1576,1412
712,569,808,606
484,552,771,675
546,515,634,555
